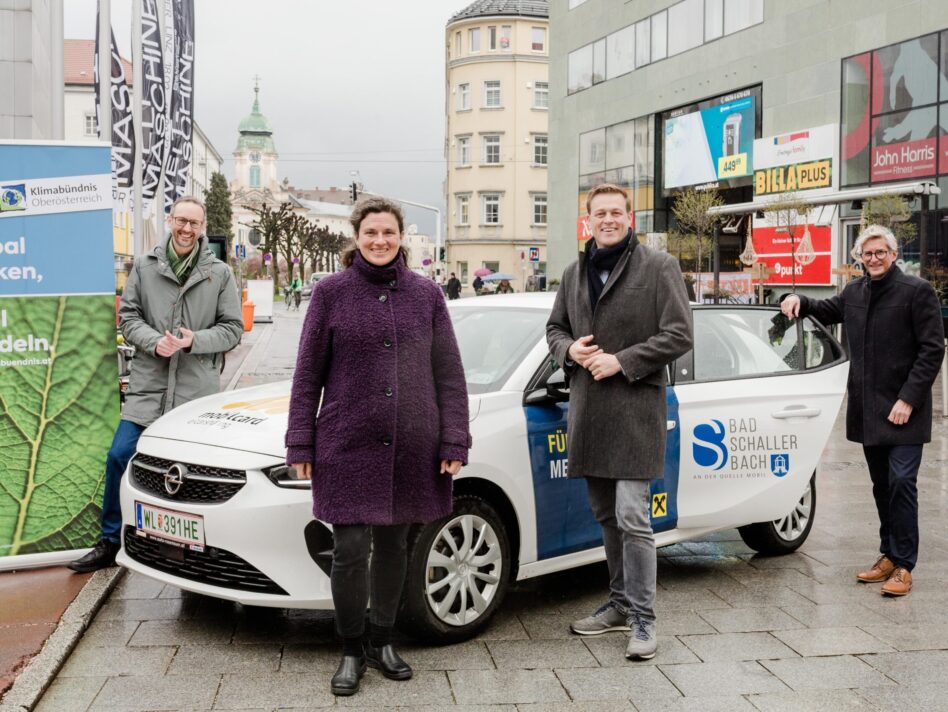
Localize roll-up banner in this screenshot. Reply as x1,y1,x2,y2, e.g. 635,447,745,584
141,0,167,207
163,0,195,214
0,142,119,569
94,14,135,189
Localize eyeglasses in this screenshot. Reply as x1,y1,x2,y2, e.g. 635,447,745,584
859,249,891,261
172,216,204,230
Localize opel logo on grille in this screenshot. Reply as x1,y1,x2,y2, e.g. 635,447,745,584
164,463,187,496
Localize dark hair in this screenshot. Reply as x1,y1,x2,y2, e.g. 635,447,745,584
341,197,409,268
585,183,631,213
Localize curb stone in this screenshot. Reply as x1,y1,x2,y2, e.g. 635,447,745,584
0,567,125,711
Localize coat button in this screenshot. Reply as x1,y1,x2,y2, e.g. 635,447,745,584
379,294,388,303
384,387,393,397
389,280,396,287
381,436,392,446
383,338,392,347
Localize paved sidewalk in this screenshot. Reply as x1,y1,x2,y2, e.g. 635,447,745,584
0,313,276,710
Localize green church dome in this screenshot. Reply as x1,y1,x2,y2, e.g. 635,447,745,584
236,80,277,154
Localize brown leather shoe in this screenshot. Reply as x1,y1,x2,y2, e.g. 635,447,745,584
856,555,895,583
881,567,912,596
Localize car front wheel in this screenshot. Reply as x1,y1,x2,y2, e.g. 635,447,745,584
398,495,510,644
738,474,816,555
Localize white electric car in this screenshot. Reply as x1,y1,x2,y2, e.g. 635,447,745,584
118,293,848,642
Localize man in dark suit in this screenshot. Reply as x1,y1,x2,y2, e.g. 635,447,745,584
446,272,462,300
547,184,693,660
782,225,944,596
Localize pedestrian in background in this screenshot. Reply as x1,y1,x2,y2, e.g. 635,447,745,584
69,196,243,572
495,279,514,294
547,183,693,660
781,224,944,596
286,197,471,696
472,274,484,295
446,271,462,299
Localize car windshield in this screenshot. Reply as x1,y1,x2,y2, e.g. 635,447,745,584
449,306,547,394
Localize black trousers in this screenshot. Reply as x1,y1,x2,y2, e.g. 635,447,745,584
863,444,923,571
331,523,411,638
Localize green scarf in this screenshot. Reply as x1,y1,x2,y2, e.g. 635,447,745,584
166,239,201,284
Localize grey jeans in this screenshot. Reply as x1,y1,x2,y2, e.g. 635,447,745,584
585,477,656,623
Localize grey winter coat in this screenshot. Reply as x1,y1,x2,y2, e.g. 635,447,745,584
119,236,243,427
793,265,945,446
547,240,693,480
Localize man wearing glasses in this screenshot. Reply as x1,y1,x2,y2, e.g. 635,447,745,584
781,225,944,596
69,196,243,572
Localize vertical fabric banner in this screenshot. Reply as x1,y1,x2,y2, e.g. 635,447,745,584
94,12,136,188
163,0,195,214
0,142,119,568
140,0,167,206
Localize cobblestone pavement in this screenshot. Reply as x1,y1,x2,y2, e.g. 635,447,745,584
34,304,948,711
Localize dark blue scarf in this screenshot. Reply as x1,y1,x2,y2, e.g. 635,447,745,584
586,230,634,308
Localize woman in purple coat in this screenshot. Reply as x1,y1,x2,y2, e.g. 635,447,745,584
286,197,471,697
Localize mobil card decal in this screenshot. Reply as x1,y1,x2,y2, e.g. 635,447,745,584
691,417,798,480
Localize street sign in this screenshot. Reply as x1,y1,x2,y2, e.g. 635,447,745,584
528,247,540,263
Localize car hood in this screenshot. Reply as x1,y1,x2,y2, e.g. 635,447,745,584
143,380,481,457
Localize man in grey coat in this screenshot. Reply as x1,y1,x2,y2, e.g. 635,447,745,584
547,184,693,660
69,196,243,572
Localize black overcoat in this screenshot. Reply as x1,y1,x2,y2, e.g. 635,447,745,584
797,265,945,445
547,239,694,479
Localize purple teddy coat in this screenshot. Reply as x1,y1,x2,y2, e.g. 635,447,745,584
285,254,471,525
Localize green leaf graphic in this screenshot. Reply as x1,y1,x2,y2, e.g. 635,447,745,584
0,295,120,557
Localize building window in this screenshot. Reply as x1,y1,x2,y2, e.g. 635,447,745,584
469,27,480,52
455,31,461,56
457,82,470,111
668,0,704,56
457,136,470,166
483,134,501,164
488,26,497,50
580,128,606,175
533,135,548,165
635,19,650,68
568,45,593,93
651,11,667,61
458,261,468,284
483,80,501,108
456,194,470,224
500,26,512,50
482,194,501,224
250,165,260,188
569,0,588,7
724,0,764,34
705,0,724,41
84,112,98,137
606,24,635,80
592,38,606,84
483,260,500,274
533,193,548,225
534,81,549,109
532,27,546,52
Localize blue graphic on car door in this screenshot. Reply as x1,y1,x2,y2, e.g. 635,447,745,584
525,387,681,560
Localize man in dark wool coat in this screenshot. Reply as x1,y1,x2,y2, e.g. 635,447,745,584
547,183,693,661
782,224,944,597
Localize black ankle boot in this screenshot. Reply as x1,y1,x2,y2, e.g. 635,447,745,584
330,653,366,696
365,642,412,680
68,540,119,573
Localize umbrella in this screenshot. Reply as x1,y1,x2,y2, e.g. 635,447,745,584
473,267,493,277
480,272,516,282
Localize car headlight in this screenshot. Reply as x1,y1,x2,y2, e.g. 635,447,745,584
264,465,311,489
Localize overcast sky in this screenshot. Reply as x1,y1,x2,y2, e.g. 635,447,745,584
64,0,475,234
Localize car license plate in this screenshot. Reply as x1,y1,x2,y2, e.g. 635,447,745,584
135,501,205,550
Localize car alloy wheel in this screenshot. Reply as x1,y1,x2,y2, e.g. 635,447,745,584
772,478,812,542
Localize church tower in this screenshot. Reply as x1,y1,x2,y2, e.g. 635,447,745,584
232,78,278,193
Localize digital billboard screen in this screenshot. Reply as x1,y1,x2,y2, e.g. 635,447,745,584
662,86,761,193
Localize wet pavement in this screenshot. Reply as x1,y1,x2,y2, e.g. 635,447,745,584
23,302,948,711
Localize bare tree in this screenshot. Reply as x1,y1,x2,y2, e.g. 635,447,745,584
863,194,917,246
671,188,724,299
243,202,295,290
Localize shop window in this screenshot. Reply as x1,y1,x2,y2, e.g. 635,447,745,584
606,24,635,80
723,0,763,34
668,0,703,56
483,261,500,274
841,53,871,186
872,34,939,114
458,261,468,284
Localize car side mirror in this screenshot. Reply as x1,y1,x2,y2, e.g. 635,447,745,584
523,367,570,406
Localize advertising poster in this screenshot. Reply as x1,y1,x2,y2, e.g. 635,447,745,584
662,87,760,193
754,124,837,197
751,225,833,286
0,142,118,567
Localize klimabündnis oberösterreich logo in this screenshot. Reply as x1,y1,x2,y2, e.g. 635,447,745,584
692,419,728,470
770,453,790,477
0,184,27,212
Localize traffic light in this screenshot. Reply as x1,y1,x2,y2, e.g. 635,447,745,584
438,247,446,261
350,182,358,202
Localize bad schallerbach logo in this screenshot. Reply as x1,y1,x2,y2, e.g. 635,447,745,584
692,416,800,480
692,419,728,470
0,184,27,212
